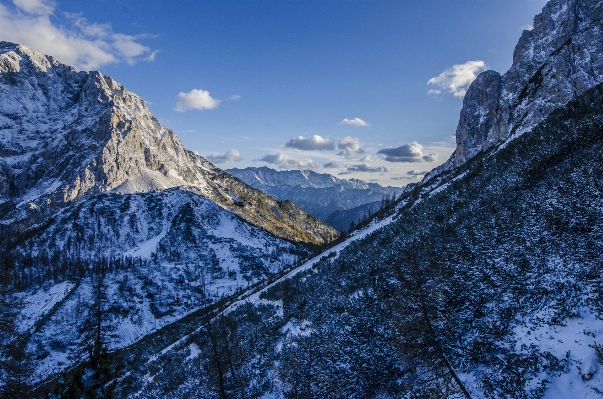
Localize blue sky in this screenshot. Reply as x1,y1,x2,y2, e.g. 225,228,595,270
0,0,548,186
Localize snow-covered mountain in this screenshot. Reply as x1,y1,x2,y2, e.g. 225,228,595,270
15,188,304,383
0,42,337,245
5,0,603,396
0,42,339,392
228,166,404,227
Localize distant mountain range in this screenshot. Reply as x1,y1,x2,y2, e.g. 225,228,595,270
228,166,405,231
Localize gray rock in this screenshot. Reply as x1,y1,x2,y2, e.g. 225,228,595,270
452,0,603,167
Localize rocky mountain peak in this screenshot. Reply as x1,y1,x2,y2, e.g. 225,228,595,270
450,0,603,168
0,43,337,244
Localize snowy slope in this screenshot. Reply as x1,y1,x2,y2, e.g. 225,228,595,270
12,188,306,383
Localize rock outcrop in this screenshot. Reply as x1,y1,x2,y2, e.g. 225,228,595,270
450,0,603,168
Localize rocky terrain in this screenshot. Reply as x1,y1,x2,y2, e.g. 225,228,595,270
430,0,603,176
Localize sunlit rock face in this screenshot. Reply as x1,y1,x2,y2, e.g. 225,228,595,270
450,0,603,168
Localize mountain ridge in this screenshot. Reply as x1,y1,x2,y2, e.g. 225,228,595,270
0,42,337,245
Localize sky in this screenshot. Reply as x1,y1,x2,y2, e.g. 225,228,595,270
0,0,548,186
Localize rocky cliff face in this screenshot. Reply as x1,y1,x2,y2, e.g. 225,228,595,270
450,0,603,168
0,42,337,244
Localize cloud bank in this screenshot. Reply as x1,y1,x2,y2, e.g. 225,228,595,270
285,135,334,151
392,169,430,181
339,117,370,127
427,60,488,98
378,142,437,163
175,89,221,112
206,149,242,164
0,0,157,70
259,153,318,169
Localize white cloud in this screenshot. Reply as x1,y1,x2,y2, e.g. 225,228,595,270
427,89,441,95
392,169,430,181
285,135,334,151
229,94,241,101
522,24,534,31
175,89,221,112
338,136,364,158
259,153,318,169
339,117,370,127
378,142,424,162
339,164,390,175
0,0,157,70
206,149,242,164
427,60,488,98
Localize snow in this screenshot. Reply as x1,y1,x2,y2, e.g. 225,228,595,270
123,224,168,259
280,319,313,337
185,343,201,361
113,168,180,194
18,281,76,333
513,308,603,398
223,212,398,315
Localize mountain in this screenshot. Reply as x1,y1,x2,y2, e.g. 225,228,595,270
227,166,404,229
0,42,337,246
99,37,603,399
324,200,382,232
5,0,603,396
38,0,603,397
0,42,339,392
429,0,603,178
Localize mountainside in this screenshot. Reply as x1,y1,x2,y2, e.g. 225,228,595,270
325,200,382,232
0,42,338,394
102,68,603,399
432,0,603,176
227,166,404,225
0,42,337,245
12,188,305,384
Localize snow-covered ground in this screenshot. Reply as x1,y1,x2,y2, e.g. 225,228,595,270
513,308,603,398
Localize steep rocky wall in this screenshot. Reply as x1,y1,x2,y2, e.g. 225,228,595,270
452,0,603,168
